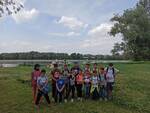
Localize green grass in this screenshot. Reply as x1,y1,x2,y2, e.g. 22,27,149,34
0,62,150,113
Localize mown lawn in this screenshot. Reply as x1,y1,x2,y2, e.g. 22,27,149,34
0,62,150,113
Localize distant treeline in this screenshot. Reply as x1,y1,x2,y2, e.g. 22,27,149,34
0,51,124,60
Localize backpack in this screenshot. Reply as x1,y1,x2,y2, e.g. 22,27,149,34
105,67,115,78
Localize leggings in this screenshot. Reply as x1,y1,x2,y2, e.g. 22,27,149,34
52,83,56,98
55,90,63,103
76,84,82,98
92,88,99,100
99,85,107,99
65,83,69,99
84,84,90,98
35,90,50,105
66,85,75,99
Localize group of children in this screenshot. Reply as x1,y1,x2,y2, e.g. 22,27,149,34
31,62,117,108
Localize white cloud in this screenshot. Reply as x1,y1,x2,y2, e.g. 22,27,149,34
67,32,80,36
88,23,113,36
12,8,39,23
81,23,122,54
49,32,80,37
57,16,88,30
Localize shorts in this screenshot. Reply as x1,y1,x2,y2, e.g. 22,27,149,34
107,82,114,91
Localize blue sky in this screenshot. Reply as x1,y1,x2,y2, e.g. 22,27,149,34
0,0,139,54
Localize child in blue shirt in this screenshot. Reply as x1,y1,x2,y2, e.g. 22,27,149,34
35,69,50,108
55,74,65,103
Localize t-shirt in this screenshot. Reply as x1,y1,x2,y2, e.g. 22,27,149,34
69,75,75,86
62,69,70,84
51,68,61,83
71,67,81,77
84,75,91,84
93,68,98,73
76,74,83,84
105,67,115,82
99,74,106,86
37,75,48,93
56,79,65,90
62,68,69,76
91,76,99,87
31,70,41,86
84,68,91,73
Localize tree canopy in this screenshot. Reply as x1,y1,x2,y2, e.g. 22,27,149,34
110,2,150,60
0,51,124,60
0,0,23,17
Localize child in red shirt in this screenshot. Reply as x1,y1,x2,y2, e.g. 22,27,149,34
31,64,41,103
76,70,83,101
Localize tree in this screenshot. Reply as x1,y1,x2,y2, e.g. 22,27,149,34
111,42,124,56
110,3,150,60
0,0,23,17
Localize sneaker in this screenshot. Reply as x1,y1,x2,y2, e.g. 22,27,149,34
104,98,108,101
77,97,80,101
35,105,40,111
48,104,51,107
64,99,67,103
108,96,112,100
99,98,102,101
71,99,74,102
51,98,55,102
80,98,83,102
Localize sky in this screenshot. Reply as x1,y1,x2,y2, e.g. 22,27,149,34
0,0,139,55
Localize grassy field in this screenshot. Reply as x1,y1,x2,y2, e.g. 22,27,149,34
0,62,150,113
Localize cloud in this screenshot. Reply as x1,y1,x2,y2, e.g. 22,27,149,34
12,8,39,23
67,32,80,36
81,23,122,54
49,32,80,37
88,23,113,36
56,16,88,30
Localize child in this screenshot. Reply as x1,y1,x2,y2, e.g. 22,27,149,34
105,63,116,100
62,64,70,102
99,67,107,101
83,71,91,99
84,63,91,72
55,74,65,103
76,70,83,101
31,64,41,103
51,63,61,100
66,71,76,102
35,69,50,108
93,63,98,73
91,71,99,100
70,62,81,77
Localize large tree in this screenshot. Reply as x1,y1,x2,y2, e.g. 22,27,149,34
110,2,150,60
0,0,23,17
